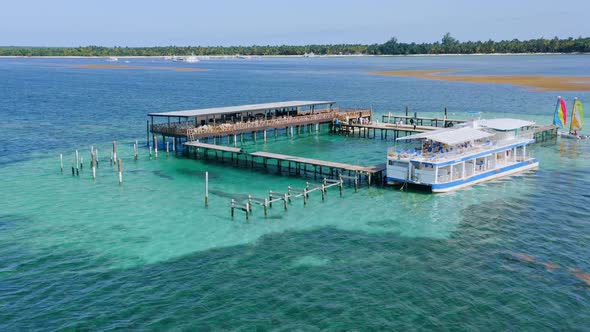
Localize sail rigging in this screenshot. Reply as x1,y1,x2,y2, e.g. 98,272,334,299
569,98,584,133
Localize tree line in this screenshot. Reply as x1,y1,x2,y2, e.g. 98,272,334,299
1,34,589,56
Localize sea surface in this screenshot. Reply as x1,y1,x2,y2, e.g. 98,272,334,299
1,55,590,331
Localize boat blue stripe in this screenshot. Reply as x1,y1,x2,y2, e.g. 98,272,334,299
430,159,537,189
386,159,538,189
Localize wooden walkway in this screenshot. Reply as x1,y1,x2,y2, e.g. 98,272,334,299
182,142,386,185
250,151,385,174
184,141,242,153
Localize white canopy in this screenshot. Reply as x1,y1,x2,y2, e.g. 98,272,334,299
148,100,335,118
397,127,494,145
478,118,535,131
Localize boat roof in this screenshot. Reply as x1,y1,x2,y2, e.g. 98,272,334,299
148,100,336,118
397,127,494,145
478,118,535,131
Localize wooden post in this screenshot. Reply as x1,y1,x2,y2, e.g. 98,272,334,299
60,154,64,173
205,171,209,207
75,150,79,176
263,130,267,143
118,158,122,185
154,136,158,159
91,152,96,181
303,188,308,206
354,173,358,193
321,184,325,201
172,137,176,152
112,141,117,164
269,191,273,208
149,146,153,159
246,203,250,220
95,148,99,167
166,141,169,156
231,199,235,218
134,142,138,160
110,151,114,166
264,199,268,217
146,120,150,147
284,193,288,210
339,175,343,197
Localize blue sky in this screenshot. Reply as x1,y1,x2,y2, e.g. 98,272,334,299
1,0,588,46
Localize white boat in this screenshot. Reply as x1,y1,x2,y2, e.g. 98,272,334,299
172,55,199,63
106,56,118,62
386,118,539,193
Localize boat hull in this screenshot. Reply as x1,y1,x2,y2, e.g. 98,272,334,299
387,159,539,193
558,132,588,140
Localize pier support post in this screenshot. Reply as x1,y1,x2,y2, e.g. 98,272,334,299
60,154,64,173
205,171,209,207
153,136,158,159
118,158,122,185
91,152,96,181
264,130,267,143
231,199,235,218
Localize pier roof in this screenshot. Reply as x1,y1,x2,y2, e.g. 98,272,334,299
478,118,535,131
398,127,494,145
148,100,336,118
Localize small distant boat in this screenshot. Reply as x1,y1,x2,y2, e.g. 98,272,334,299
560,97,587,139
303,52,316,58
172,54,199,63
183,55,199,63
106,56,119,62
555,96,588,139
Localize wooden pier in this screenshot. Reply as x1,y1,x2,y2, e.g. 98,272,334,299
183,141,386,185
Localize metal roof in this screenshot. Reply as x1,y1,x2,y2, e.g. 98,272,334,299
478,118,535,131
148,100,336,117
398,127,494,145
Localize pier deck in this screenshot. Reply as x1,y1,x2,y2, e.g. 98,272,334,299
184,141,242,153
250,151,385,174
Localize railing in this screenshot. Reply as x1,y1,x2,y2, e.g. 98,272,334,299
185,112,337,139
151,108,373,139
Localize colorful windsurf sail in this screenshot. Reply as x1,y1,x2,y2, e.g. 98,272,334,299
569,98,584,133
553,96,567,128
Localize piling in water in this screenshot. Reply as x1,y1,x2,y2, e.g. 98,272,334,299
205,171,209,207
112,141,117,164
118,158,123,185
91,152,96,181
60,154,64,173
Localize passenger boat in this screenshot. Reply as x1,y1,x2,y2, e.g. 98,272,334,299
386,118,539,193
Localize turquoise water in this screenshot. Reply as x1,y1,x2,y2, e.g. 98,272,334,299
1,56,590,330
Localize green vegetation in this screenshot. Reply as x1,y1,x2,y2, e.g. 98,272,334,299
1,34,589,56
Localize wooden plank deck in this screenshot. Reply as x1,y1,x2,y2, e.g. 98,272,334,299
184,141,243,153
250,151,385,173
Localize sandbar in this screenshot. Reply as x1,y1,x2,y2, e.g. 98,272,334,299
372,70,590,91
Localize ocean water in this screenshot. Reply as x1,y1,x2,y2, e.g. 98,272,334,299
1,56,590,330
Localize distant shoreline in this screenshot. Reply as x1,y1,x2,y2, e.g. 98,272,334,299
1,52,589,59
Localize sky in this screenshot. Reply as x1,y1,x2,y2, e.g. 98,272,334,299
1,0,589,46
